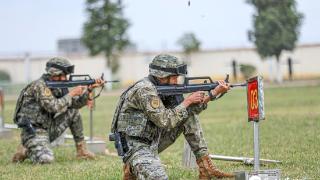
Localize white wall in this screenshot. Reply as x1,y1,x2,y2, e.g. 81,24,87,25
0,55,105,83
0,44,319,84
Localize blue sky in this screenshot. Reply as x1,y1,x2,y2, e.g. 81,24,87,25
0,0,319,53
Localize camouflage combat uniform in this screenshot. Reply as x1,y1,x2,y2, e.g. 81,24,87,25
112,54,235,179
112,77,209,180
13,64,89,164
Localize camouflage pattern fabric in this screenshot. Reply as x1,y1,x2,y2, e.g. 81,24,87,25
22,128,54,163
149,54,185,78
112,77,209,179
113,78,189,143
158,114,208,158
14,74,88,163
128,143,168,180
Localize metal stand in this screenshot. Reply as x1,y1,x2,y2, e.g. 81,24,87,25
253,121,260,171
86,91,106,154
236,76,280,180
90,107,93,141
0,117,13,139
235,122,280,180
0,89,13,139
209,155,281,165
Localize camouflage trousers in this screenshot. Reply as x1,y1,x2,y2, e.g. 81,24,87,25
20,109,84,163
125,114,208,179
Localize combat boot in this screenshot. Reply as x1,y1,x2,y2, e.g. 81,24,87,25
196,155,234,179
76,141,95,159
12,144,27,163
123,163,136,180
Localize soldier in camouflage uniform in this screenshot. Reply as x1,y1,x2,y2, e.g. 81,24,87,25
111,54,235,179
12,57,103,164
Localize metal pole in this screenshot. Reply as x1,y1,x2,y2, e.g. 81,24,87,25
89,90,95,142
253,121,260,171
24,52,31,83
0,112,3,129
89,107,93,141
209,154,281,165
0,88,4,129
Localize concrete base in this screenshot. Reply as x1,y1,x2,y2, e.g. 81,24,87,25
235,169,281,180
86,140,106,154
0,128,13,139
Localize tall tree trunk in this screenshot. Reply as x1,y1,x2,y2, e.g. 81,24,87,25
275,55,283,83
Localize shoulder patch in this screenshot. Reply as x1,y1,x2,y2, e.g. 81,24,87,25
150,97,160,109
44,87,52,97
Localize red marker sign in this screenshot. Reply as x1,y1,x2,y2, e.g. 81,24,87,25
247,76,265,122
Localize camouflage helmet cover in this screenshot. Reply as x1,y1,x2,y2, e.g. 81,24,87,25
45,57,74,76
149,54,187,78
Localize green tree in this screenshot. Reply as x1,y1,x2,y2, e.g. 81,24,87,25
247,0,303,83
0,70,11,82
82,0,131,74
177,32,201,65
240,63,256,79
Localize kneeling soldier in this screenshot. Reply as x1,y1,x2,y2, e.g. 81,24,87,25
111,54,234,179
12,57,103,164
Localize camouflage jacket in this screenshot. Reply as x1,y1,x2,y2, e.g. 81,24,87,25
13,74,89,129
112,77,207,142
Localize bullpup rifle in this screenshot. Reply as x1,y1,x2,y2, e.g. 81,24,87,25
156,74,246,99
45,73,119,99
46,73,119,89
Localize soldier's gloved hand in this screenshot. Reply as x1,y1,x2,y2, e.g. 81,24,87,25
182,91,205,107
69,86,86,97
211,80,230,96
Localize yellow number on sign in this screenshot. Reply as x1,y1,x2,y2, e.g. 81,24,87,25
250,89,258,110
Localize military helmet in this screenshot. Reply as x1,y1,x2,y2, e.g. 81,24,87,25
149,54,187,78
45,57,74,76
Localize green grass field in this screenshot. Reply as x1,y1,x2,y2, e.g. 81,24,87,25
0,86,319,179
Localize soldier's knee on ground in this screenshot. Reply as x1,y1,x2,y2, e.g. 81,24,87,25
148,174,168,180
27,145,54,164
37,154,54,164
135,171,168,180
133,162,168,180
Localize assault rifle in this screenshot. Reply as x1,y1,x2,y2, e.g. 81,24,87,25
46,74,119,89
156,75,246,98
45,73,119,99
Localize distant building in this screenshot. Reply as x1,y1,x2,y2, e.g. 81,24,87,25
0,43,319,85
57,38,88,55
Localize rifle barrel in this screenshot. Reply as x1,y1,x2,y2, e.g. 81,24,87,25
105,80,120,83
230,83,247,88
